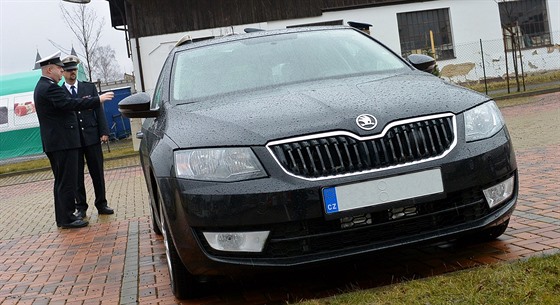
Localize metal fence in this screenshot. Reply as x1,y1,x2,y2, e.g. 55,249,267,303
437,31,560,90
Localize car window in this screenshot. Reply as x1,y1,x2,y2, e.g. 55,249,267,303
171,29,408,102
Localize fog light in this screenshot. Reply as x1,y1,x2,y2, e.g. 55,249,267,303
483,176,515,208
203,231,269,252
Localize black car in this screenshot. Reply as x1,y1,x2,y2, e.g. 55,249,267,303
119,26,517,299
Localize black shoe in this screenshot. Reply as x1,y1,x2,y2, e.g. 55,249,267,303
97,206,114,215
75,209,87,219
60,219,89,229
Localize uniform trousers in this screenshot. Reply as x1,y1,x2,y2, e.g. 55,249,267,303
46,148,81,226
76,142,107,211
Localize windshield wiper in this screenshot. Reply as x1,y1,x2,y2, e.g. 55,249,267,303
174,101,198,106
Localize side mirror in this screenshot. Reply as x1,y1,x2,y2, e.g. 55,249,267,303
407,54,437,74
118,92,160,118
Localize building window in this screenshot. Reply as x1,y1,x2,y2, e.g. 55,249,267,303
397,8,454,60
499,0,551,50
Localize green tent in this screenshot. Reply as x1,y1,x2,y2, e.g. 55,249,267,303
0,70,43,160
0,70,41,96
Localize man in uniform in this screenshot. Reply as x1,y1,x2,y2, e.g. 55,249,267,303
34,51,114,228
61,55,114,218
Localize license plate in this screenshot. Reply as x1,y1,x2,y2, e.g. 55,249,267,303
322,168,443,214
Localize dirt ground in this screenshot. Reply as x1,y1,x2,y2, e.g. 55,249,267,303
498,91,560,150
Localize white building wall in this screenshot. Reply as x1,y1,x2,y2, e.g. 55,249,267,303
549,0,560,31
265,1,505,53
130,0,560,95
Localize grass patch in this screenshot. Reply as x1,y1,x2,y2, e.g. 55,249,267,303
104,143,136,159
0,140,136,175
0,157,52,174
462,70,560,93
295,253,560,305
495,95,536,108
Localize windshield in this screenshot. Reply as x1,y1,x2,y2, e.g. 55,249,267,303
171,29,409,102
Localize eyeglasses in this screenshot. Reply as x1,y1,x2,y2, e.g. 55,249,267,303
65,68,78,72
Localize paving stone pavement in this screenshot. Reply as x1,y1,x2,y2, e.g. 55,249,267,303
0,92,559,305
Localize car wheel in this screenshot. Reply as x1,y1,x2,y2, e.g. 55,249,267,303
464,219,510,243
480,219,510,240
160,199,200,299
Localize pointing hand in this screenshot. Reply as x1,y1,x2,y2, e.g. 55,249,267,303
100,92,114,103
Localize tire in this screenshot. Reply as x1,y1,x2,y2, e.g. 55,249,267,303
150,201,162,235
463,219,510,243
160,199,200,299
479,219,510,240
148,175,162,235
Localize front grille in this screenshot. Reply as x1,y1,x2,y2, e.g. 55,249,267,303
267,114,456,179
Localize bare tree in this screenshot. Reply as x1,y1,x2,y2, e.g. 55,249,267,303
57,2,103,81
91,45,121,82
496,0,525,92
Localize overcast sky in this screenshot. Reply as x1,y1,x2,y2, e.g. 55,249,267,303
0,0,133,76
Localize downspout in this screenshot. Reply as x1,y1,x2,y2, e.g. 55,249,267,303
134,37,146,92
128,1,146,92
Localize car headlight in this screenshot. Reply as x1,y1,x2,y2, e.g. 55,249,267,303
174,148,267,182
464,101,505,142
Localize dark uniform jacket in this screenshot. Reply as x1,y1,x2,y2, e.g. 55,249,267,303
34,76,101,152
63,81,110,146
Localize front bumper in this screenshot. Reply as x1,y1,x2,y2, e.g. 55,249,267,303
158,130,517,274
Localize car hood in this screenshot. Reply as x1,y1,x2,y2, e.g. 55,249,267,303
166,72,490,148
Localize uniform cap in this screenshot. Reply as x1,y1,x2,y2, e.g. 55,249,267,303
35,51,65,67
62,55,81,71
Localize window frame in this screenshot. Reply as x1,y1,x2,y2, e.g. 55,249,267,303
498,0,552,51
397,8,455,61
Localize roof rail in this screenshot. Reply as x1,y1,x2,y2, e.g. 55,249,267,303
175,35,193,47
244,28,265,33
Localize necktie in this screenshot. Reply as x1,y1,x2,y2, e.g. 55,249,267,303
70,85,77,98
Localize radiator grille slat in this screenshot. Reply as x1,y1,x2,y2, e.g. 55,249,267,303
269,114,455,179
436,121,443,151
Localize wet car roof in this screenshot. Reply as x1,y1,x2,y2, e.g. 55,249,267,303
174,26,359,51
